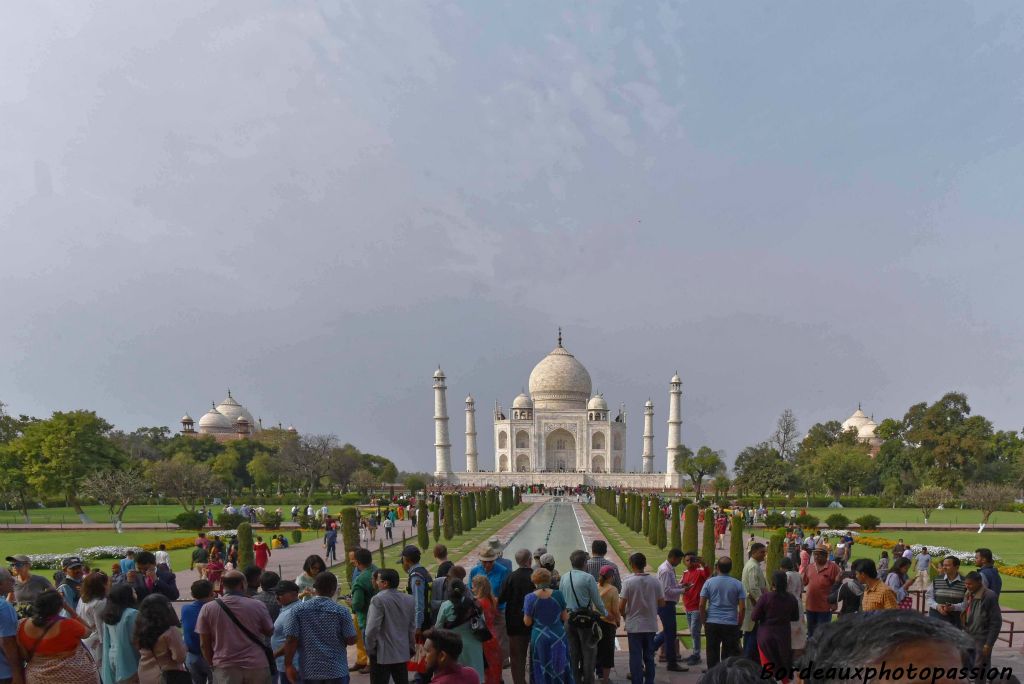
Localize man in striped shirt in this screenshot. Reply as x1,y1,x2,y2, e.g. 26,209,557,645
585,540,621,592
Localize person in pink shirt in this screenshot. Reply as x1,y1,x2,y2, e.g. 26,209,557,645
799,547,810,573
681,552,711,666
424,628,480,684
253,537,271,570
800,547,839,638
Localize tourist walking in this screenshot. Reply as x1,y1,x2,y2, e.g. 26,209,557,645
192,544,209,580
927,556,966,628
620,552,664,684
323,528,338,563
681,552,710,666
383,517,394,541
975,549,1002,599
800,547,839,638
155,544,172,571
365,568,416,684
17,589,96,683
877,551,890,579
779,559,806,655
560,550,607,684
596,566,620,684
741,543,767,659
497,550,535,684
699,557,746,669
853,559,896,612
181,579,216,684
914,547,933,591
434,579,485,681
422,628,481,684
653,548,687,672
750,571,799,682
962,571,1001,677
253,537,271,571
101,584,141,684
195,570,275,684
522,568,570,684
282,572,357,684
472,576,502,684
134,594,188,683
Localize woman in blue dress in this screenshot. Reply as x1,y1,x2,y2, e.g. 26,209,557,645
522,568,571,684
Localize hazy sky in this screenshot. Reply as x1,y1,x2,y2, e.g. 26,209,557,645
3,2,1024,473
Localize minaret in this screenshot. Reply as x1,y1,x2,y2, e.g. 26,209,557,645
465,395,478,472
665,372,683,487
642,399,654,474
433,367,452,481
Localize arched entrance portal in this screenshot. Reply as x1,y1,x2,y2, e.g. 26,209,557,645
591,455,605,473
516,454,530,472
545,428,576,472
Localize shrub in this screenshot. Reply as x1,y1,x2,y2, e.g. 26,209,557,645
854,514,881,531
700,510,716,567
825,513,850,530
670,502,682,550
291,530,302,544
682,504,698,552
171,511,207,531
216,512,246,530
794,514,819,529
237,523,255,569
257,511,283,530
763,512,787,529
298,512,323,531
765,530,786,575
729,514,744,580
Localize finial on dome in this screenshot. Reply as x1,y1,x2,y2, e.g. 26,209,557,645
227,389,232,398
858,401,861,410
557,327,562,347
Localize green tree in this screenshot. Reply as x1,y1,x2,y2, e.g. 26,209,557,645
211,451,242,497
461,494,473,532
404,474,428,494
810,442,875,500
432,501,441,542
656,512,667,549
729,514,744,580
148,456,220,512
454,494,464,535
648,498,659,546
765,530,786,575
237,522,255,569
670,502,682,550
700,510,716,567
417,499,430,549
351,469,380,494
443,495,455,540
682,504,698,552
902,393,994,492
641,496,650,536
340,508,360,583
712,475,731,501
676,446,726,500
733,443,791,499
14,411,124,522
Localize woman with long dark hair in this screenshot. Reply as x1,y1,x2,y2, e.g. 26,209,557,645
434,578,485,681
134,594,186,683
100,583,140,684
750,570,799,683
204,548,225,595
78,571,109,665
15,589,96,683
885,556,916,610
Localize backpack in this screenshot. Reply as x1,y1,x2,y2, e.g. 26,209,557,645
430,576,449,617
407,566,434,628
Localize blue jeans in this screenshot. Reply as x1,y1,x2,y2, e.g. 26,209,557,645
742,630,757,659
651,603,678,665
805,610,832,638
186,652,211,684
627,632,656,684
686,609,702,657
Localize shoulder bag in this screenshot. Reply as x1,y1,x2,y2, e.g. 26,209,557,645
566,573,600,631
215,599,277,676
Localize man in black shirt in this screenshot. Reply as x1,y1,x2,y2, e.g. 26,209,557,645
434,544,453,579
498,549,536,684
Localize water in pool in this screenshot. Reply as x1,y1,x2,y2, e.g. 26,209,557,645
503,499,587,564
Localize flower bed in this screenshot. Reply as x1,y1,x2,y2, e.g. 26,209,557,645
819,530,1002,566
25,530,241,569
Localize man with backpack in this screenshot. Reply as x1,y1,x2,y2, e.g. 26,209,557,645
401,545,433,638
559,550,607,684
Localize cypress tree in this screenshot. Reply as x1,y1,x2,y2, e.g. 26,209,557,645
657,510,667,549
443,495,455,540
766,530,785,576
339,507,359,584
670,502,682,550
417,499,430,550
432,501,441,542
641,496,650,537
237,522,255,570
616,493,625,523
700,509,716,567
453,495,463,535
729,514,745,580
633,494,643,532
682,503,698,552
461,494,473,532
378,539,386,568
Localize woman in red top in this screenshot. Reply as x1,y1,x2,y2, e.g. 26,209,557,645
471,575,502,684
253,536,271,570
16,589,96,683
205,548,225,594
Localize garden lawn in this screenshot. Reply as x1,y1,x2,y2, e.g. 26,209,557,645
331,503,529,596
802,507,1024,526
0,529,209,579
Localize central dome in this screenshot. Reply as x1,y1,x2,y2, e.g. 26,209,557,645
528,344,592,410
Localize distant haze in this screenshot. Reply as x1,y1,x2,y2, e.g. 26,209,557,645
2,3,1023,472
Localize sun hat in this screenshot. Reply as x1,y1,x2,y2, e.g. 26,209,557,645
479,548,499,561
5,555,30,564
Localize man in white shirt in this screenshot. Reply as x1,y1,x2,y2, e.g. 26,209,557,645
620,552,667,684
652,549,687,672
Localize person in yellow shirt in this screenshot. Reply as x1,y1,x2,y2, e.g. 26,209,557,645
271,535,283,550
